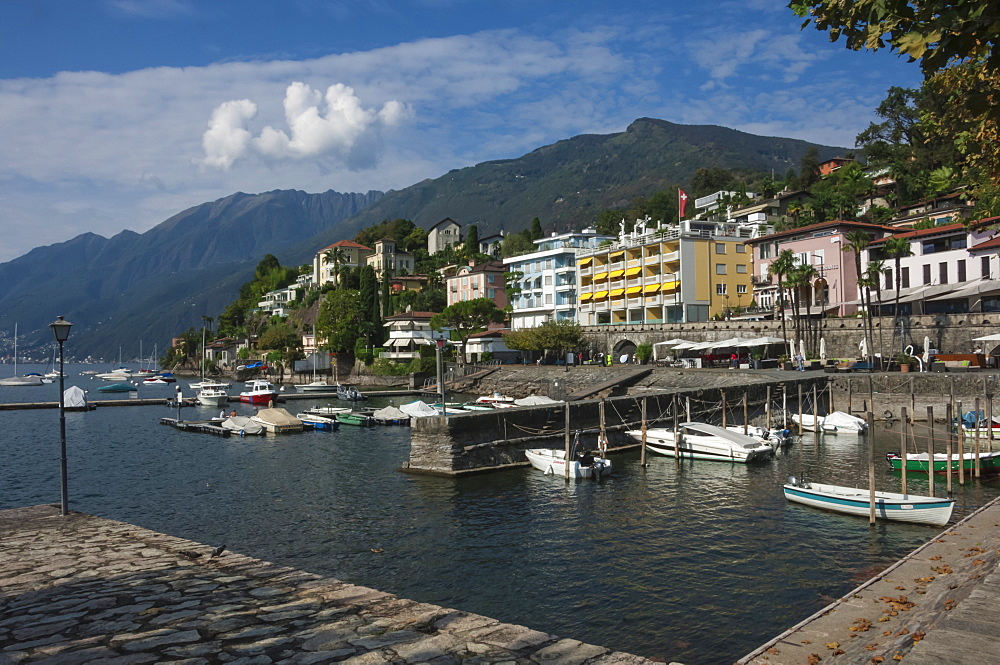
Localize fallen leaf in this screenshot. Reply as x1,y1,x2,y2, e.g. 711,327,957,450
878,616,891,623
802,640,812,644
944,599,957,610
931,564,952,575
895,629,909,636
928,555,942,560
872,657,885,663
972,559,984,566
866,643,879,650
807,654,822,664
833,649,845,656
766,647,780,655
825,642,840,650
893,654,904,661
882,630,892,636
895,586,906,590
912,631,926,643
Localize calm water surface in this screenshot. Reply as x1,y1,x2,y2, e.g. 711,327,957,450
3,363,999,664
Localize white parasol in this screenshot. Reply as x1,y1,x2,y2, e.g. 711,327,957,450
922,335,931,366
859,337,869,360
799,339,806,360
819,337,826,361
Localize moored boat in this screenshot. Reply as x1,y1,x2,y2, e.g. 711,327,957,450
336,384,365,401
296,412,341,430
97,382,136,393
885,451,1000,474
239,380,279,405
196,383,230,408
524,448,612,478
476,392,515,406
791,411,867,434
295,380,338,393
335,412,374,427
725,425,794,447
783,477,954,526
627,422,774,463
250,408,303,433
372,405,410,426
220,415,264,436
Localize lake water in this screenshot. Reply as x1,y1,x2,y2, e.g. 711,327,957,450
2,363,998,664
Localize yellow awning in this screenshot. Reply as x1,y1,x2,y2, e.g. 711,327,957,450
609,288,625,297
593,290,609,299
609,250,625,259
660,280,679,290
579,292,593,301
593,272,608,281
578,257,593,267
624,267,641,276
626,286,642,294
643,283,661,293
608,270,625,278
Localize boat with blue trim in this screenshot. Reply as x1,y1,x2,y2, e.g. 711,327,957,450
783,477,954,526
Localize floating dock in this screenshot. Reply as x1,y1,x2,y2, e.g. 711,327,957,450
159,417,231,437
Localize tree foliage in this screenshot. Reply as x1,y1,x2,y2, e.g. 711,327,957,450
504,319,585,356
790,0,1000,75
430,298,505,355
317,289,364,352
355,218,426,253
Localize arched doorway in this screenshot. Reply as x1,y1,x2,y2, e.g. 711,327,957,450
612,339,637,364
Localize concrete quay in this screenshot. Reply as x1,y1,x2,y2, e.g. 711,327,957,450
0,505,658,665
739,496,1000,665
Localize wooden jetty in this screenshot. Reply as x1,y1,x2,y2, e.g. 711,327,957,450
158,417,230,437
0,397,172,410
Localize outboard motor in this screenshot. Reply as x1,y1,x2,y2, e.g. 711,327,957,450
787,475,800,488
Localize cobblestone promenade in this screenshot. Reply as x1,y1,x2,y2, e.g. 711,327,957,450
0,505,657,665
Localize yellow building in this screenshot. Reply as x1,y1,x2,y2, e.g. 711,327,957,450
576,220,765,325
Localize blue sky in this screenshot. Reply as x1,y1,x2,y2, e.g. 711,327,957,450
0,0,922,263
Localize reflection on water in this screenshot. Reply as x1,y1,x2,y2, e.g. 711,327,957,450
2,365,999,664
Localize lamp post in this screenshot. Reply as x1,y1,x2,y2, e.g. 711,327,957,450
49,316,72,516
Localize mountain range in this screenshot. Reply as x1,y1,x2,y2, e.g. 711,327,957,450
0,118,846,361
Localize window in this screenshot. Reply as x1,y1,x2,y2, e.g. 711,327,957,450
759,244,771,259
957,259,966,282
488,288,495,299
939,262,948,284
901,267,910,288
716,283,727,295
737,284,747,294
544,275,552,285
923,264,931,285
715,243,727,254
462,277,468,286
736,264,747,274
884,269,893,290
715,264,727,275
736,244,747,253
545,259,553,270
545,294,553,305
983,256,991,279
488,274,495,284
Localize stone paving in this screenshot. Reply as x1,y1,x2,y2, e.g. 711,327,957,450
0,505,659,665
739,496,1000,665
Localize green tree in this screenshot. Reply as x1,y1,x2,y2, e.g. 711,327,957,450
785,263,818,352
317,289,364,352
768,250,797,353
359,266,383,347
430,298,505,362
865,259,887,359
883,236,914,351
790,0,1000,75
463,224,480,257
500,233,534,257
323,247,347,286
844,229,874,361
504,320,585,361
525,217,541,241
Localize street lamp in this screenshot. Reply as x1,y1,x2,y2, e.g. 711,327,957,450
49,316,72,516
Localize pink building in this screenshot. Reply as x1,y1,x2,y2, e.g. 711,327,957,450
747,220,894,318
446,261,508,309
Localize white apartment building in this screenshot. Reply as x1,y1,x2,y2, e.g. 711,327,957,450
503,228,613,330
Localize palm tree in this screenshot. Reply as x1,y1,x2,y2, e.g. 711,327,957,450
323,247,348,286
883,236,913,352
844,230,874,364
768,250,797,357
786,263,818,355
866,260,886,362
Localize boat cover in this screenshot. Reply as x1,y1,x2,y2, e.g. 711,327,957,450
373,405,409,420
513,395,562,406
254,408,301,427
64,385,87,408
400,400,438,418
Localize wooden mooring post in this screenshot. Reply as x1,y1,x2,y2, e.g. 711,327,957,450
766,386,772,429
812,384,819,435
946,403,954,496
847,377,852,415
672,394,679,470
957,399,965,485
900,406,908,495
721,390,727,428
974,397,982,478
742,392,749,435
927,405,935,497
867,411,876,525
563,403,571,481
797,384,803,435
828,377,835,414
599,399,607,460
640,397,648,468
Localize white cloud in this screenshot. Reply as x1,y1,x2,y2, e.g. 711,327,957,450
200,99,257,169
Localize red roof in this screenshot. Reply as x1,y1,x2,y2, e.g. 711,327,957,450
868,222,965,246
385,311,437,321
748,220,895,244
322,239,372,250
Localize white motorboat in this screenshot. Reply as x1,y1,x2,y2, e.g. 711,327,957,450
792,411,867,434
197,383,230,407
239,380,279,405
295,380,338,392
725,425,794,447
399,400,439,418
303,406,352,416
476,392,515,405
337,384,365,401
220,415,264,436
250,408,303,434
295,412,340,430
627,422,774,463
783,477,954,526
524,448,612,478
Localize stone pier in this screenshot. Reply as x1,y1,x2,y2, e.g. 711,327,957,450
0,505,656,665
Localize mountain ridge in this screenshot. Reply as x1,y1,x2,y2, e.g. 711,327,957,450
1,118,847,360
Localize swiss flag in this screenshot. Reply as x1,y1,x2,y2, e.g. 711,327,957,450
678,189,689,220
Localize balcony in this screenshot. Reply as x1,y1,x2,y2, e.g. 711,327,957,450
644,254,660,264
662,251,680,263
